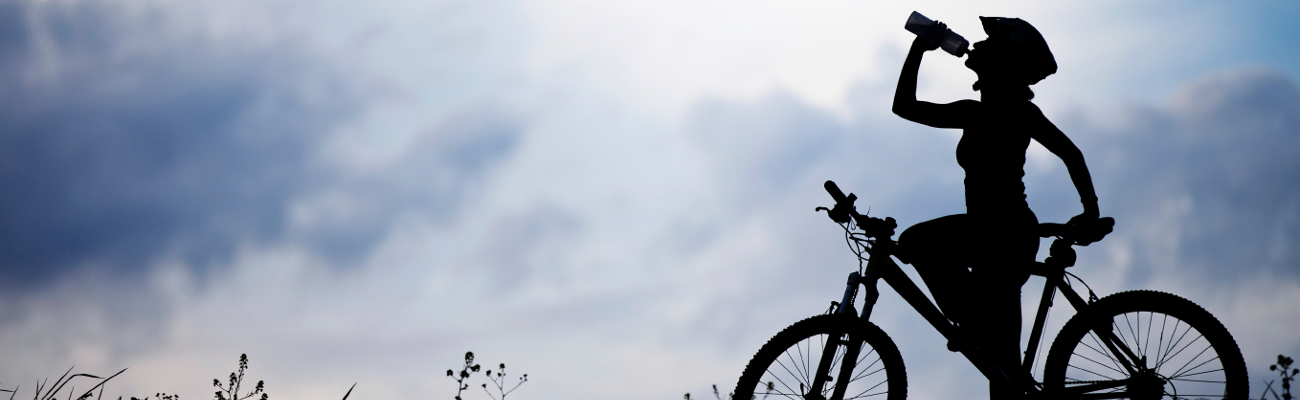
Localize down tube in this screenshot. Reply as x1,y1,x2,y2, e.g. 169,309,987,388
866,256,957,340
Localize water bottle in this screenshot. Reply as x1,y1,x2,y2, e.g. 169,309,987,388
904,11,969,57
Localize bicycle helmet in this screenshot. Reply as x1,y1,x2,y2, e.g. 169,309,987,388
978,16,1056,85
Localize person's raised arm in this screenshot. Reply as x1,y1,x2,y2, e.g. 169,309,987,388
1032,116,1100,221
892,35,975,129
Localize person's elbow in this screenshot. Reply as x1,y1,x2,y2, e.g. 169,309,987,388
892,102,913,120
1059,146,1086,168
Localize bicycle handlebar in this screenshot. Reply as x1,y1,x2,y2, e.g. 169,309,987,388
821,180,895,238
824,180,851,204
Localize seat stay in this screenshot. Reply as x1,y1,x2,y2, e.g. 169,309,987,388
1053,277,1143,376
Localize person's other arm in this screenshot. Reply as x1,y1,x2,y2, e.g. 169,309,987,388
1032,114,1100,220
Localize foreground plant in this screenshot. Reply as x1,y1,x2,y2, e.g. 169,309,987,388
213,354,266,400
1264,355,1298,400
480,363,526,400
1,367,126,400
684,384,732,400
446,352,481,400
446,351,527,400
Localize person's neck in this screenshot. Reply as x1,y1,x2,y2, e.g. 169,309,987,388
979,85,1031,103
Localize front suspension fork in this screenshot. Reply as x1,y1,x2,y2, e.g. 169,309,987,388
809,272,882,400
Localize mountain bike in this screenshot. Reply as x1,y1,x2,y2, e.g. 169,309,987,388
732,181,1247,400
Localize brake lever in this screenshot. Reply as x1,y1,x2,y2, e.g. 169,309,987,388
816,204,853,224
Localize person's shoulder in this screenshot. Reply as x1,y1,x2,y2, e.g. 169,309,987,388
1019,101,1052,122
950,99,981,113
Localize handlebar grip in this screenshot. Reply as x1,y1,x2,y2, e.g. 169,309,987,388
824,180,847,203
1036,223,1068,238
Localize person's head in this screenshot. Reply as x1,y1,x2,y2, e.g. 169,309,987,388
965,17,1056,96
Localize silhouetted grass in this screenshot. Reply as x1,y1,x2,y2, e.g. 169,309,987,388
0,367,128,400
2,354,353,400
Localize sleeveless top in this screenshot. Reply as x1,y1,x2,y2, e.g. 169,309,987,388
955,101,1033,217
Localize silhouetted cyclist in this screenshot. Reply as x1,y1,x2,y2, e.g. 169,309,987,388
891,16,1100,400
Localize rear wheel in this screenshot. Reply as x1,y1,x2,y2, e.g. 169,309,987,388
734,314,906,400
1043,291,1248,400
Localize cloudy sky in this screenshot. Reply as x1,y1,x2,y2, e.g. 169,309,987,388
2,0,1298,399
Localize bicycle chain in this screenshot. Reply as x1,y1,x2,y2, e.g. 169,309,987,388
1063,379,1125,386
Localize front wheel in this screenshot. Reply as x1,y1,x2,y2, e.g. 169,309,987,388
1043,290,1248,400
733,314,907,400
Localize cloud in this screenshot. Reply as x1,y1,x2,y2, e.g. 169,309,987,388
1,1,1298,399
0,0,528,290
686,92,846,205
287,107,523,264
1021,69,1300,377
0,0,356,288
1072,70,1300,286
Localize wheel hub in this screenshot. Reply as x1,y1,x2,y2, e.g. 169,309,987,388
1127,370,1166,400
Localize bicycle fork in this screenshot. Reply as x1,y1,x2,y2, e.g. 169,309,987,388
807,272,882,400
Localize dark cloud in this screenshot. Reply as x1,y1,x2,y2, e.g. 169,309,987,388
0,0,345,288
1070,70,1300,285
0,0,527,290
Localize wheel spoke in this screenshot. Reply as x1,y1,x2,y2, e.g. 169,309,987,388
1143,312,1154,364
780,346,807,386
1155,313,1170,369
1120,313,1140,360
1155,324,1197,371
770,356,805,395
846,378,889,400
1156,318,1183,369
1171,367,1224,379
737,316,902,400
1085,332,1130,376
1067,362,1124,380
1168,347,1218,380
1042,292,1245,400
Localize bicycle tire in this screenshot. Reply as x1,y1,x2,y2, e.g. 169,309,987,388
734,314,907,400
1043,290,1248,400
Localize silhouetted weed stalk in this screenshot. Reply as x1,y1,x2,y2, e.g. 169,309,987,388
446,351,528,400
683,384,733,400
1263,354,1298,400
213,354,266,400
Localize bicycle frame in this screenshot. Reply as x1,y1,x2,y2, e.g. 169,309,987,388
816,237,1148,400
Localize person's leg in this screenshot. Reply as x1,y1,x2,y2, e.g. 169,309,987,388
971,208,1039,400
979,275,1024,400
898,214,974,323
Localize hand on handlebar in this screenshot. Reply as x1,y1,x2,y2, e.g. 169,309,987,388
1067,209,1099,229
1068,214,1114,246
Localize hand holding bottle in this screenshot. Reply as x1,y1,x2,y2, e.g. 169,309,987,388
905,11,969,57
